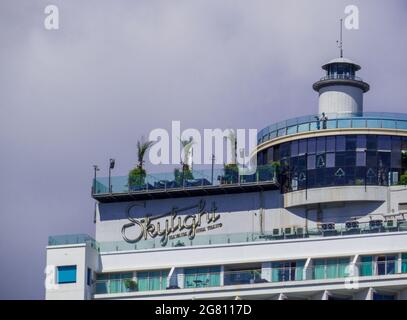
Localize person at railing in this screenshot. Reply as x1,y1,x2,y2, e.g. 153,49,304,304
320,112,328,129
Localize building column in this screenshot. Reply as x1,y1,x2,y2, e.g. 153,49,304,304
220,266,225,286
261,262,272,282
303,258,312,280
354,287,374,300
312,290,330,300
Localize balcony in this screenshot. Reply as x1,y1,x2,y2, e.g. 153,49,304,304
319,74,364,82
92,165,279,203
93,258,407,296
48,219,407,253
258,112,407,145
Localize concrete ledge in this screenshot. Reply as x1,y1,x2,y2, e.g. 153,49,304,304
284,186,387,208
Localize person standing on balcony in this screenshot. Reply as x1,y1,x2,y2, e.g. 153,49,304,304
320,112,328,129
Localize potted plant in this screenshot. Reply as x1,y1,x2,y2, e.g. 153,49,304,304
128,138,154,190
399,171,407,186
123,279,137,292
174,137,195,186
222,130,239,184
270,161,281,182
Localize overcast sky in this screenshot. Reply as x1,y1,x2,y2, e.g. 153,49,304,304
0,0,406,299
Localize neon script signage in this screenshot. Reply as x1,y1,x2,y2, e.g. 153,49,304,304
121,200,221,246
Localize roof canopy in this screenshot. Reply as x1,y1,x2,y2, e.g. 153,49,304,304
322,57,361,71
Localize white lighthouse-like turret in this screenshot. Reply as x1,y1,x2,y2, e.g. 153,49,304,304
313,19,370,115
313,57,370,115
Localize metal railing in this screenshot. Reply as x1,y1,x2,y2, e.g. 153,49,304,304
49,221,407,253
92,165,278,195
258,112,407,145
319,74,364,82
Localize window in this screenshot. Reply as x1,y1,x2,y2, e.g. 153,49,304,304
336,136,346,152
185,267,221,288
346,136,357,151
316,137,326,154
378,136,391,151
313,258,349,280
87,268,92,286
57,265,77,284
356,135,367,150
271,261,305,282
326,136,336,152
373,293,396,300
307,138,316,154
376,255,397,275
290,141,298,157
299,140,307,155
95,272,134,294
138,270,169,291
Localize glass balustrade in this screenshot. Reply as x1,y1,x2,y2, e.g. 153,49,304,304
93,259,407,295
258,112,407,145
92,165,278,195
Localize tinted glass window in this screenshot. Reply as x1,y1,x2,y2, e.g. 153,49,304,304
317,137,326,154
308,138,316,154
378,136,391,151
336,136,346,151
326,136,335,152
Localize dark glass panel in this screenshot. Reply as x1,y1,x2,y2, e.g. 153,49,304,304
267,147,274,163
378,136,391,151
366,151,377,167
315,169,325,187
345,151,356,167
356,135,367,150
367,135,377,150
299,139,307,155
291,141,298,157
280,143,290,159
326,136,336,152
346,136,357,151
336,136,346,152
378,152,391,167
324,168,336,186
307,138,316,154
316,137,326,154
335,152,346,167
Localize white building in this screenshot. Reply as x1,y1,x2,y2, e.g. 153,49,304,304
46,55,407,300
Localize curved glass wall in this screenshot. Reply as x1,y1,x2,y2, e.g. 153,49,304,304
257,112,407,145
258,135,407,193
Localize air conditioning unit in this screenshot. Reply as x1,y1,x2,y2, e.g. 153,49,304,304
345,221,359,230
385,220,397,228
295,227,304,235
284,227,293,235
272,228,280,236
320,223,335,231
369,219,383,229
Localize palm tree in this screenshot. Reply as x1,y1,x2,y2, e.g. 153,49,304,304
174,137,194,185
180,137,194,170
137,138,154,171
225,129,237,165
129,137,154,189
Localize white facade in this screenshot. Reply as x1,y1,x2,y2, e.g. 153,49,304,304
318,85,364,115
45,185,407,300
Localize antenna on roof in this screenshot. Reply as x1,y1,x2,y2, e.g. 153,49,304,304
336,18,344,58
